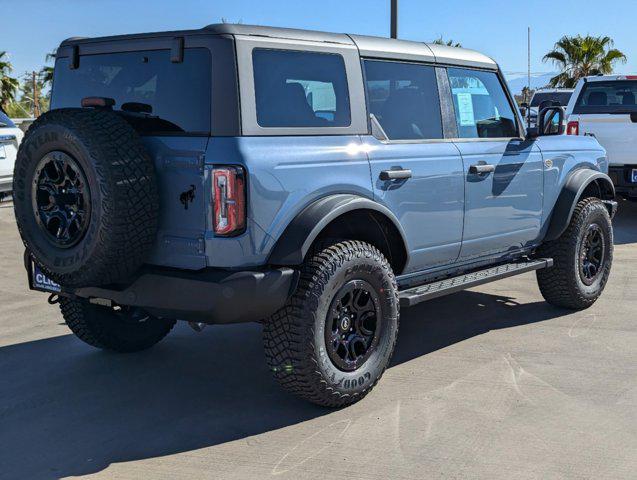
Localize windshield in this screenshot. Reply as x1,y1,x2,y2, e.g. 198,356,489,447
574,80,637,114
0,110,15,128
530,91,572,107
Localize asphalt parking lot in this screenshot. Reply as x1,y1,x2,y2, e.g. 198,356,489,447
1,199,636,480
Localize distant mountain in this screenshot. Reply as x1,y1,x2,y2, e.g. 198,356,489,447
504,72,557,95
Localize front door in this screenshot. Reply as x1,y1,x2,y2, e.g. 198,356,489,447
363,59,465,273
445,67,543,261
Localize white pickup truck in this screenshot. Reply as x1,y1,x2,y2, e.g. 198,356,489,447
565,75,637,199
0,110,24,196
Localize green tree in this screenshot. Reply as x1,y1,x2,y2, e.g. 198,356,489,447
20,73,49,115
432,36,462,48
0,51,20,109
40,49,57,87
543,35,627,88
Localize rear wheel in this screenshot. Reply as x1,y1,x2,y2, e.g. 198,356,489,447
60,298,175,353
536,197,613,309
263,240,399,407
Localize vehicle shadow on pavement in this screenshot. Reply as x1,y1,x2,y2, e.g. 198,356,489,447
0,289,570,479
612,198,637,245
392,291,562,367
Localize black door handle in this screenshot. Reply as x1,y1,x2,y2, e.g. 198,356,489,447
380,169,412,180
469,164,495,175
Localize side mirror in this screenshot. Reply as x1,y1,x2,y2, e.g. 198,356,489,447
519,102,529,117
528,106,564,138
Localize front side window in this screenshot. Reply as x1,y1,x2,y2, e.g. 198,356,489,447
52,48,211,134
252,49,351,128
363,60,442,140
574,80,637,114
447,68,518,139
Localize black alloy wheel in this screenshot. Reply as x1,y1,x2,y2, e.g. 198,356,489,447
325,279,382,371
31,151,91,248
579,223,605,286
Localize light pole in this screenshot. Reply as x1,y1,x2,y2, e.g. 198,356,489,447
390,0,398,39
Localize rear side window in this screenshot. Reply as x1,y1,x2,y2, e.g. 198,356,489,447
574,80,637,114
0,110,15,128
447,68,518,139
363,60,442,140
52,48,211,134
252,49,351,128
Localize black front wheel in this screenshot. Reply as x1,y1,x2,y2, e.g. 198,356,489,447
263,240,399,407
536,197,613,309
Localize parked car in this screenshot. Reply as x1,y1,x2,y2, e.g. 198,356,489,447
13,24,616,407
525,88,574,127
0,109,24,197
565,75,637,200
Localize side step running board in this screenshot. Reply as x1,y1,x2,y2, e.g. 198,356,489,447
399,258,553,308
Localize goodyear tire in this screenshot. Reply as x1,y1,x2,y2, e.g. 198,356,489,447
263,240,399,407
536,197,613,309
13,108,158,287
60,298,175,353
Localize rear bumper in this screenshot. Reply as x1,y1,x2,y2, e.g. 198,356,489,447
70,266,298,324
609,166,637,197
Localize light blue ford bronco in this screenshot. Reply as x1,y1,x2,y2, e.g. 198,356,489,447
14,24,616,407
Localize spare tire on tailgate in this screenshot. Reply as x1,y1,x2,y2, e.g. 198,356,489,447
13,108,159,288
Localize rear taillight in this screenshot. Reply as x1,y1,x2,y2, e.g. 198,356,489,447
567,121,579,135
212,166,246,236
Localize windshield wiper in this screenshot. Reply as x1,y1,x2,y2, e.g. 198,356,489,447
0,122,7,127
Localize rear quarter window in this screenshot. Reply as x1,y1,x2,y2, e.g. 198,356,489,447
252,49,351,128
52,48,211,134
574,80,637,114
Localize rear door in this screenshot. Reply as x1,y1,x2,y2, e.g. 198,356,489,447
363,60,465,273
572,79,637,166
445,67,543,261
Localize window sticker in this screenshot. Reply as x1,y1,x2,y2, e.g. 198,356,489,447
456,92,475,126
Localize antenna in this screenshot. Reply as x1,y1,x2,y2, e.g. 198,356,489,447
527,26,531,103
391,0,398,39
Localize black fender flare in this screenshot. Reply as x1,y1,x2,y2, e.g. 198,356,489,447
545,169,615,241
268,194,409,266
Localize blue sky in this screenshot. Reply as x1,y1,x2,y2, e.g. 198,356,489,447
3,0,636,93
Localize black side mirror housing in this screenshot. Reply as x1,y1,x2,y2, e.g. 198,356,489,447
528,106,565,138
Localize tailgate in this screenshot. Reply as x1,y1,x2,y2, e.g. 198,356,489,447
142,136,209,270
578,113,637,165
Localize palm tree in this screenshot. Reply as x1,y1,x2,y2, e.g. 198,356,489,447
40,49,57,87
0,51,19,109
543,35,627,88
432,37,462,48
